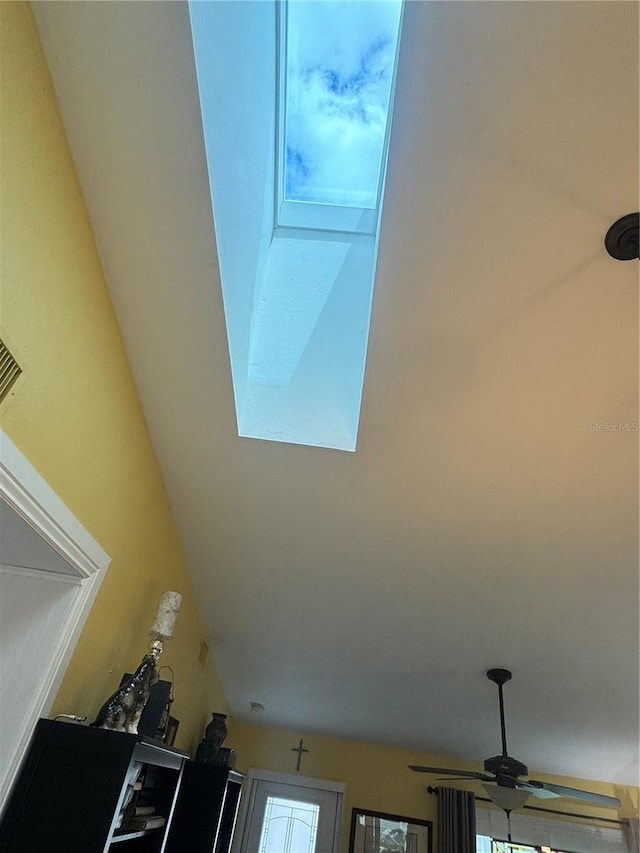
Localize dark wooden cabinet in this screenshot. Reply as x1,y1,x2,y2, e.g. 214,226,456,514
165,763,243,853
0,719,188,853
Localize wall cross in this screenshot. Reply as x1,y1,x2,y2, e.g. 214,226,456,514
291,737,309,771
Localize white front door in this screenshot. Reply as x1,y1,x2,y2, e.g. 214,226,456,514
234,770,343,853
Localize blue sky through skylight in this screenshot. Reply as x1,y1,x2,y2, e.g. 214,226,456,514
284,0,403,209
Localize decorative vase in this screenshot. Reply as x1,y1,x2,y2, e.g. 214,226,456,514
204,712,228,751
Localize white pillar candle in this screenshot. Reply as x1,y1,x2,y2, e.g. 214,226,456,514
150,591,183,638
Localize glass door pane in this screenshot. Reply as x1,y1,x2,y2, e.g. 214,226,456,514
258,796,320,853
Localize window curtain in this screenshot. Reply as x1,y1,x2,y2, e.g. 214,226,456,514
437,787,476,853
624,818,640,853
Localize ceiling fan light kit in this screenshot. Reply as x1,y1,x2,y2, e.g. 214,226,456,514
409,668,621,816
481,784,530,813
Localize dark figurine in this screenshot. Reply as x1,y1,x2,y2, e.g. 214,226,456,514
91,654,159,734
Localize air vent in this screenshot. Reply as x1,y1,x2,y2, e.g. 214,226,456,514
0,339,22,404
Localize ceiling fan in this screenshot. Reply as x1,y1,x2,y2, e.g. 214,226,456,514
409,668,621,814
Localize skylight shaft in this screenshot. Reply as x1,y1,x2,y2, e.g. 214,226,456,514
280,0,403,217
189,0,405,449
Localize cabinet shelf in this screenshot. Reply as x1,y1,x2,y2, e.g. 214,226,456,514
111,829,158,843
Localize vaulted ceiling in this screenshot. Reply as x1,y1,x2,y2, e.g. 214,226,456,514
34,1,638,787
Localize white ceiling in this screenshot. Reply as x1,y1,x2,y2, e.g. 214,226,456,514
34,1,639,787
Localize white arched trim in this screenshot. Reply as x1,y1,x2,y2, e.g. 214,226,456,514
0,429,111,810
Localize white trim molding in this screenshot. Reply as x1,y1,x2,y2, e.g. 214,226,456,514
245,767,346,793
0,433,109,578
0,429,111,811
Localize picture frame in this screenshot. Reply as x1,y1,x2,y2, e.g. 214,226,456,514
349,807,433,853
165,715,179,746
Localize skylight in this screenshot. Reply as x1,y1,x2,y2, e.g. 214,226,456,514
189,0,404,450
282,0,403,210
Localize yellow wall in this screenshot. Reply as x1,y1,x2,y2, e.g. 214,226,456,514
0,1,226,753
228,720,639,853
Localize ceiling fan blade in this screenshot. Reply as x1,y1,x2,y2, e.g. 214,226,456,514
409,765,486,779
438,775,493,782
526,780,621,808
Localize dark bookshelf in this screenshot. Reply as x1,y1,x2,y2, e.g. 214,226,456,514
165,763,243,853
0,719,188,853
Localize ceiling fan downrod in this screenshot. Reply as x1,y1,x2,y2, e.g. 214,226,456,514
487,668,512,757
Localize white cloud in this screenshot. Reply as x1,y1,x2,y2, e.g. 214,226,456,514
284,0,403,207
